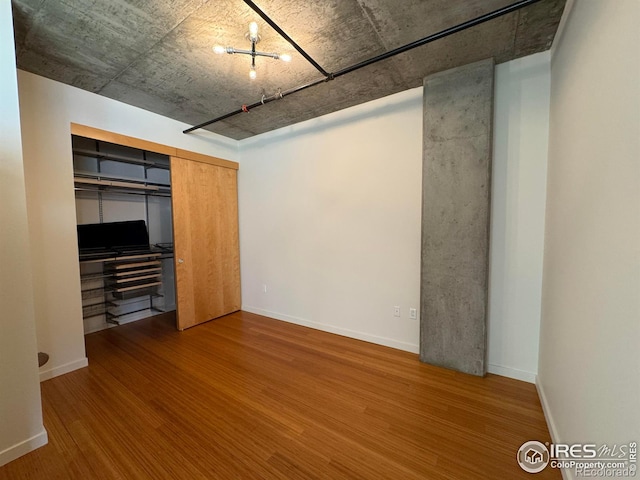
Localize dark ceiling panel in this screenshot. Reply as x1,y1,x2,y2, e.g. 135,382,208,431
514,0,566,57
99,1,321,127
11,0,566,140
218,59,411,139
247,0,388,72
352,0,515,48
383,11,519,91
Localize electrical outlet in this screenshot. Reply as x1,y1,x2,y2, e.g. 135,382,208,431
393,306,401,317
263,284,267,293
409,308,417,320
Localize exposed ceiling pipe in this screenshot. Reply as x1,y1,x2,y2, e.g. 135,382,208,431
183,0,543,134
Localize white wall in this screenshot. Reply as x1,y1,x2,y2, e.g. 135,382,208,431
238,61,551,373
16,50,552,384
238,88,424,352
0,1,47,466
489,52,550,382
538,0,640,465
17,71,239,381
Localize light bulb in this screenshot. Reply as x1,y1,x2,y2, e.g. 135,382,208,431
249,67,257,80
213,45,225,54
280,53,292,62
249,21,259,41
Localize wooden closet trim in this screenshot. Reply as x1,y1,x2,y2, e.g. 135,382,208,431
175,148,238,170
70,123,239,170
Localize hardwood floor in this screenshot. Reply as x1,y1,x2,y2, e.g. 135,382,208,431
0,311,560,479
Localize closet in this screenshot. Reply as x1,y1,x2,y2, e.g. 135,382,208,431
74,136,174,333
171,156,241,329
71,124,240,333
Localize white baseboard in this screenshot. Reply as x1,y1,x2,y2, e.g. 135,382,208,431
0,428,48,467
487,363,536,383
536,375,561,444
242,306,419,353
536,375,570,480
39,357,88,382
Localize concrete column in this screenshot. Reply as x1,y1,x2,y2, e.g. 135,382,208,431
420,58,494,376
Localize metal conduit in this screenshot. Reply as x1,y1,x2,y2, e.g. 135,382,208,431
183,0,542,134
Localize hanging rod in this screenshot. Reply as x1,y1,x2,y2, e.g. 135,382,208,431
184,0,542,134
74,170,171,188
74,187,172,198
73,148,170,170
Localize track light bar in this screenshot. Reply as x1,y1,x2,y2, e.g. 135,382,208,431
213,46,291,61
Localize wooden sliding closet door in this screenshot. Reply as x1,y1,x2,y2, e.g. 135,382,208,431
171,156,241,330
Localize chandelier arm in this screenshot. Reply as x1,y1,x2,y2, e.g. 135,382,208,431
254,51,281,59
227,48,249,55
251,40,256,65
224,48,282,60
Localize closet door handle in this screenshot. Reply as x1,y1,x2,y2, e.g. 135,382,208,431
177,258,184,264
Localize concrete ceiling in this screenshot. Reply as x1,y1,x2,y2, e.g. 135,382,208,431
12,0,565,140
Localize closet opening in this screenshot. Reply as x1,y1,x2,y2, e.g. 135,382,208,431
73,135,176,334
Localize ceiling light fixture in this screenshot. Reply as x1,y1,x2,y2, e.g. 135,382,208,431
213,21,291,80
186,0,544,133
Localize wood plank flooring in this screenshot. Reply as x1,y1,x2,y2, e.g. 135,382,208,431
0,311,560,479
